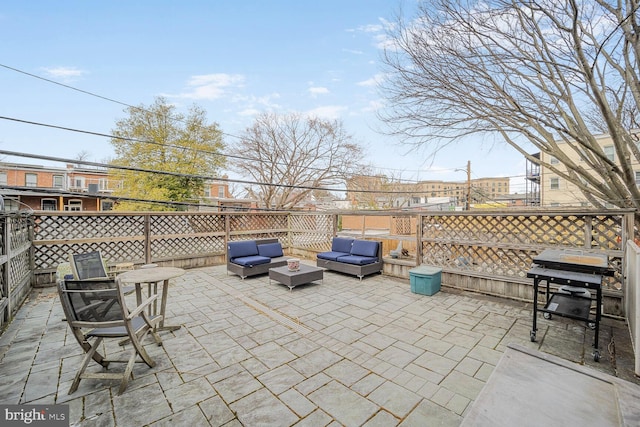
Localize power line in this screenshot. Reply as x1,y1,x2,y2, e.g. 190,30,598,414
0,149,482,196
0,114,520,189
0,63,443,181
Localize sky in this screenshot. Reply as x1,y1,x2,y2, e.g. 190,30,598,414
0,1,530,194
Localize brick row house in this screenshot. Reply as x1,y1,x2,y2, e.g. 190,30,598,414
0,162,244,212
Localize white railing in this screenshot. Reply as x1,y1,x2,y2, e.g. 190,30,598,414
625,240,640,376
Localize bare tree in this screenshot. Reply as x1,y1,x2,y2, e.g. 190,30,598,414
347,167,410,209
380,0,640,214
230,113,364,210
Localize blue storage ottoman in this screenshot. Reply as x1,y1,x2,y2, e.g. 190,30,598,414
409,266,442,296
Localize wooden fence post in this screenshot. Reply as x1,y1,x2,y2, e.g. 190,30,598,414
144,214,151,264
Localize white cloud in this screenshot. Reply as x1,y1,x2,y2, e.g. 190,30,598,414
342,48,364,55
42,66,86,82
305,105,348,120
355,23,384,33
361,99,384,113
174,73,245,100
308,86,329,97
237,108,261,117
357,73,385,87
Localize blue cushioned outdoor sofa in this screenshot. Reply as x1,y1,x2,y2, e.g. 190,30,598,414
227,238,288,279
316,237,383,280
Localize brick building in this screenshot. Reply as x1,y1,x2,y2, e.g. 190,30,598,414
0,163,240,212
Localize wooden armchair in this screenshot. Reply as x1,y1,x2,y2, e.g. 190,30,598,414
58,278,163,395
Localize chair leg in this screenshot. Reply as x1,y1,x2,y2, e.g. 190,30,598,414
118,349,138,395
73,329,109,367
129,326,156,368
70,337,104,394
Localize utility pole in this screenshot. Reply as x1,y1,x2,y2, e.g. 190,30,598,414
466,160,471,210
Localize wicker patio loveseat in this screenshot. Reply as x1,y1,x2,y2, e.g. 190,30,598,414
227,238,289,279
316,237,383,280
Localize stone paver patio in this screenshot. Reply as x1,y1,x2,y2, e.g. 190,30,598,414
0,263,638,426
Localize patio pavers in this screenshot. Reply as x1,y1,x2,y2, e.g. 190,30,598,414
0,263,638,426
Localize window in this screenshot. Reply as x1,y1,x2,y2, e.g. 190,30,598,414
53,175,64,188
25,173,37,187
604,145,615,161
636,171,640,187
218,186,225,198
550,177,560,190
71,177,85,189
41,199,57,211
550,156,559,164
99,178,108,190
203,186,211,197
0,172,6,185
65,200,82,211
101,200,114,211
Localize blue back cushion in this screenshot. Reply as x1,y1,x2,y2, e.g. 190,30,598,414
351,240,379,258
331,237,354,253
257,242,283,258
228,240,259,259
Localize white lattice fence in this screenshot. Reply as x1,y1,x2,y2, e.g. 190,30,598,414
149,213,226,260
420,211,628,291
227,213,289,242
33,213,147,269
289,213,335,252
1,214,33,326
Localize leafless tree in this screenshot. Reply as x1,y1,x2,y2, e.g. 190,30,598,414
230,113,364,210
347,167,411,209
380,0,640,214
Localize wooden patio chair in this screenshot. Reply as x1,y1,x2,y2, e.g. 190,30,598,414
69,251,135,295
58,278,163,395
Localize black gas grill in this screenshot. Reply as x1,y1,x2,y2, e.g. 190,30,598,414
527,249,614,361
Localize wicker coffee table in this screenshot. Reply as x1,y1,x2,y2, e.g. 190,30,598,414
269,264,323,291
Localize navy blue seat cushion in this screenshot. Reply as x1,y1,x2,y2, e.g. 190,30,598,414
228,240,259,259
331,237,354,253
317,251,350,261
336,255,378,265
231,255,271,267
351,240,379,258
257,242,283,258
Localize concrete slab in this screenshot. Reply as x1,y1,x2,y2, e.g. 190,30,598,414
461,343,640,426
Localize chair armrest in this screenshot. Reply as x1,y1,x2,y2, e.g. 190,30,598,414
127,294,159,319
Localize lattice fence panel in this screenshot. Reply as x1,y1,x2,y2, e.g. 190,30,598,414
421,213,625,248
392,216,412,235
34,214,144,241
150,213,225,235
421,212,625,290
422,242,536,279
34,240,146,270
229,214,289,234
290,214,334,250
591,215,623,250
9,250,31,285
151,236,224,258
9,216,32,252
0,219,4,258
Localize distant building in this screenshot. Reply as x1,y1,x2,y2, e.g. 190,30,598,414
528,132,640,207
0,163,242,212
346,175,510,210
0,162,120,211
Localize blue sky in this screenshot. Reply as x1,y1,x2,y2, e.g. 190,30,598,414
0,1,528,193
